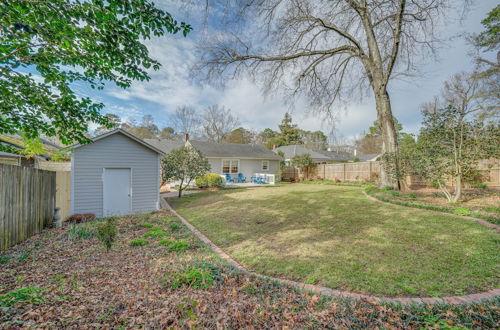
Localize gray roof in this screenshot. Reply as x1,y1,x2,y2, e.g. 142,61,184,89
315,150,355,161
275,145,332,161
357,153,381,161
189,140,282,160
144,138,184,154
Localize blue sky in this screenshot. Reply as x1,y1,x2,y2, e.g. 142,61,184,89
82,1,497,141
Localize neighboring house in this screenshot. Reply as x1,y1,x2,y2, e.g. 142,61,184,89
0,133,65,167
148,135,283,182
275,145,354,165
357,153,381,162
70,129,164,217
0,151,21,166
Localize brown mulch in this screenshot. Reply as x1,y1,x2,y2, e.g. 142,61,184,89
0,211,499,329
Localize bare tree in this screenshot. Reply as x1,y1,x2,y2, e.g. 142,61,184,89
171,105,202,137
198,0,467,188
202,104,240,142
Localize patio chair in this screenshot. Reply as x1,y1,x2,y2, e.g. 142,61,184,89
237,173,246,183
225,173,235,183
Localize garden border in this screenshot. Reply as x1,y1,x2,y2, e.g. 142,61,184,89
363,191,500,231
161,196,499,306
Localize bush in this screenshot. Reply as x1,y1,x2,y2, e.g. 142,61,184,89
96,217,117,252
453,207,472,217
0,255,10,265
167,239,190,252
68,224,95,240
475,183,487,189
195,173,224,188
171,265,215,289
0,286,44,307
129,238,149,246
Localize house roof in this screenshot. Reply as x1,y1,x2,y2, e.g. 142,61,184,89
144,138,184,154
189,140,283,160
274,145,332,161
315,150,355,161
0,134,62,160
71,129,164,155
357,153,381,161
0,151,21,158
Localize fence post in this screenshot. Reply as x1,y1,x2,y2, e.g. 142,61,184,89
369,162,372,181
343,163,346,182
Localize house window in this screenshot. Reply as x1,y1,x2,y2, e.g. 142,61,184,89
222,160,239,174
261,160,269,171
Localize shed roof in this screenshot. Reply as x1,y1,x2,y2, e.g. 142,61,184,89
71,129,164,155
189,140,282,160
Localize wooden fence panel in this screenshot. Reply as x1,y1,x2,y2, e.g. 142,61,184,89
56,171,71,220
0,164,56,250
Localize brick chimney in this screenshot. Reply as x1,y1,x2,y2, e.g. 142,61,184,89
183,133,189,142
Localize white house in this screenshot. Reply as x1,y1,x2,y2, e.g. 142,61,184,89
71,129,164,217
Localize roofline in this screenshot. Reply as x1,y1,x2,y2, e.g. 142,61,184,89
70,128,165,155
205,156,282,160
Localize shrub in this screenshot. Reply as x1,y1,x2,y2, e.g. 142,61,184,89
129,238,149,247
0,255,10,265
390,191,400,197
0,286,44,307
407,193,417,199
195,173,224,188
68,224,95,240
453,207,472,217
475,183,487,189
171,266,215,289
167,239,190,252
96,217,117,252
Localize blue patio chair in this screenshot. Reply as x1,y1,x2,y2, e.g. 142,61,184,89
225,173,235,183
238,173,246,183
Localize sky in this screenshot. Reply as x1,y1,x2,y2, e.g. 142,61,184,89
82,1,497,141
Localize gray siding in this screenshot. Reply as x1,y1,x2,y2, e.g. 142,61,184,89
207,158,280,180
71,133,160,217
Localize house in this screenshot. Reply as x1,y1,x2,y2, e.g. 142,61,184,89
275,145,354,165
0,133,66,167
0,151,21,166
70,129,164,217
147,135,283,183
356,153,381,162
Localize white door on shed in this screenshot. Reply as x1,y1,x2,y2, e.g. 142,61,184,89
103,168,131,216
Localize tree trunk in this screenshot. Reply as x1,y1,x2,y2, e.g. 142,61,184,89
178,178,183,198
451,175,462,203
375,90,400,189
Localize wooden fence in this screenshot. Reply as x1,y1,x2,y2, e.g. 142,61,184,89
283,159,500,188
0,164,56,250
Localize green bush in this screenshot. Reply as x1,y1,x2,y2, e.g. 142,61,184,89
0,286,44,307
129,238,149,246
68,224,95,240
0,255,10,265
475,183,487,189
195,173,224,188
407,193,417,199
96,217,117,251
453,207,472,217
171,266,215,289
167,239,190,252
390,191,400,197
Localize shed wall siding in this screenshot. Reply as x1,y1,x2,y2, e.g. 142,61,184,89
72,133,159,217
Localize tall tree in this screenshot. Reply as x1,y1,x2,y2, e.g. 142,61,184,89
0,0,191,145
202,104,240,142
200,0,466,188
171,105,201,137
301,130,328,150
224,127,255,144
278,113,302,146
94,114,121,136
258,128,280,149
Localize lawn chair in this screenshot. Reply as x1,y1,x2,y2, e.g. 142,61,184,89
225,173,235,183
238,173,246,183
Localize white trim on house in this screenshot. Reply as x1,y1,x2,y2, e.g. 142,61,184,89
221,159,240,174
102,167,133,217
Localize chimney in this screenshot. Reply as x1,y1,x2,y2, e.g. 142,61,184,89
183,133,189,143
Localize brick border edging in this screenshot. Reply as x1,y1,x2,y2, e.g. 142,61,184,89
160,197,499,305
363,191,500,231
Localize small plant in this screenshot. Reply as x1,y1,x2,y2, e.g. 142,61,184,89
407,193,417,199
390,191,400,197
0,255,10,265
68,225,95,240
167,239,190,252
140,222,154,228
129,238,149,247
304,276,318,285
144,228,167,238
453,207,472,217
169,222,181,232
0,286,44,307
475,183,487,189
448,201,460,205
18,250,32,263
158,238,173,246
96,217,117,252
383,186,394,191
171,266,214,289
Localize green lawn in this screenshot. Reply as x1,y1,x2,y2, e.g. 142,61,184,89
169,184,500,297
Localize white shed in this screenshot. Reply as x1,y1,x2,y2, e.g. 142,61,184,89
70,129,164,217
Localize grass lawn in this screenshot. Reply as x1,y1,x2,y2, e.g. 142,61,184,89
1,210,500,328
169,184,500,297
